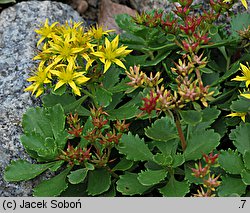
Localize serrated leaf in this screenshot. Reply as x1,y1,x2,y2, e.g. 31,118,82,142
145,116,178,142
138,169,167,186
22,107,53,138
68,168,88,184
21,133,58,161
241,169,250,185
172,154,185,168
229,123,250,154
218,149,244,174
4,160,55,182
196,107,221,130
218,175,247,197
184,129,220,161
243,150,250,170
153,153,172,166
230,96,250,113
112,158,134,171
116,172,151,196
87,168,111,196
118,132,153,161
159,176,190,197
33,167,71,197
22,104,66,140
153,139,179,156
95,86,113,107
179,110,202,125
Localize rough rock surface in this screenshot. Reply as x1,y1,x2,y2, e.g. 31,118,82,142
0,0,84,197
98,0,137,33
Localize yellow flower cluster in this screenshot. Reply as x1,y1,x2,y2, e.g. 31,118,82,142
227,62,250,122
25,19,132,97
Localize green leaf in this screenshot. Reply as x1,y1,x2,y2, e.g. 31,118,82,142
84,162,95,171
87,168,111,196
218,175,247,197
145,116,178,142
243,150,250,170
116,172,151,196
42,93,75,107
211,62,240,86
172,153,185,168
153,139,178,156
95,86,113,107
22,104,66,139
4,160,55,182
99,182,116,197
230,123,250,154
67,168,88,184
218,149,244,174
107,105,140,120
241,169,250,185
22,107,53,138
230,13,250,39
184,129,220,161
102,66,121,90
33,167,71,197
153,154,172,166
49,160,64,172
179,110,202,125
21,133,59,161
112,158,134,171
63,96,89,115
230,96,250,113
0,0,16,4
196,107,221,130
159,176,190,197
138,169,167,186
46,104,65,138
118,132,154,161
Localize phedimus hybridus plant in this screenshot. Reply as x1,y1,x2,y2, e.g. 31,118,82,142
4,0,250,197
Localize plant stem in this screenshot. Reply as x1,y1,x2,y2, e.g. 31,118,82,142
174,111,187,151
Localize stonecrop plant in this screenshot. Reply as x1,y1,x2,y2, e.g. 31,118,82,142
4,0,250,197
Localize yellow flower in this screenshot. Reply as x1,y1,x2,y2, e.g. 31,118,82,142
241,0,248,9
226,112,247,122
44,34,84,66
88,24,115,40
35,19,59,46
24,61,52,97
241,93,250,99
232,62,250,88
51,61,90,96
57,20,83,42
92,35,132,73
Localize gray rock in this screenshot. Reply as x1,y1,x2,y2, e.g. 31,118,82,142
0,0,84,196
